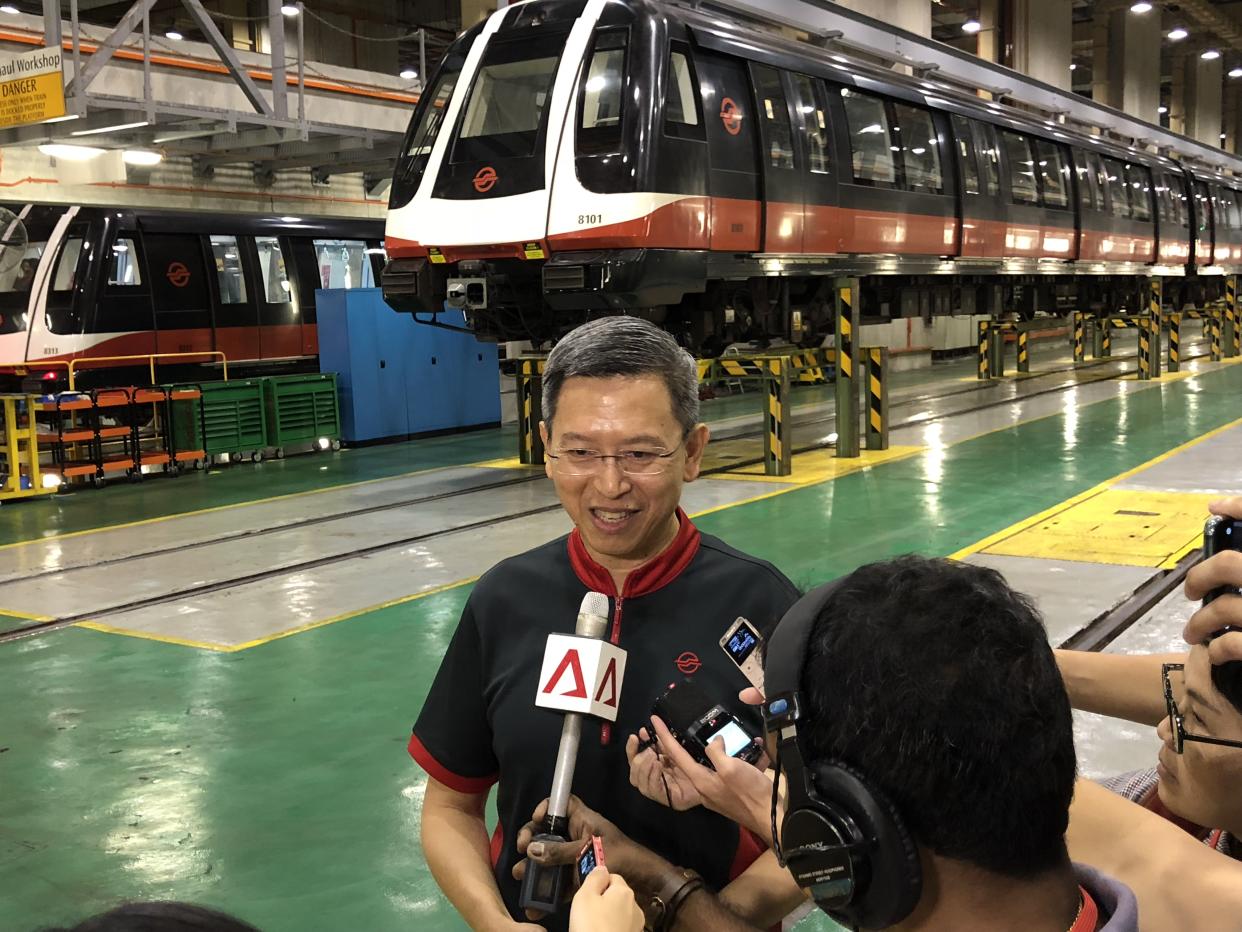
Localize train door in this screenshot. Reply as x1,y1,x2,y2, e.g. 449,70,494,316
696,49,760,252
970,120,1006,257
91,228,155,358
253,234,300,359
1193,179,1213,267
208,234,261,363
143,232,213,357
288,238,322,356
749,63,802,253
789,73,840,254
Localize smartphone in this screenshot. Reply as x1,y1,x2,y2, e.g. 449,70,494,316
1204,516,1242,604
719,617,765,690
576,835,605,886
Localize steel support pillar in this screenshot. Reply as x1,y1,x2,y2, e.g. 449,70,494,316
516,358,545,465
988,327,1005,377
864,347,889,451
834,278,860,458
267,0,288,121
763,357,792,477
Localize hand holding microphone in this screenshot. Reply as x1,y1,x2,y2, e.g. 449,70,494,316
519,591,627,915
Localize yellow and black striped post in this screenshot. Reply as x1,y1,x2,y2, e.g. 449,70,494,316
1226,276,1239,357
763,356,792,477
1016,328,1030,374
865,347,889,451
1142,277,1162,379
977,320,992,379
835,277,860,458
1138,319,1153,380
1072,312,1085,363
1211,310,1223,361
517,357,546,465
1167,312,1181,373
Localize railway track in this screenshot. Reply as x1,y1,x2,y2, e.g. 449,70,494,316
0,341,1214,646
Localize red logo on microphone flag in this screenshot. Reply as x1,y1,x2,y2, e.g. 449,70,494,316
593,657,619,707
542,648,588,698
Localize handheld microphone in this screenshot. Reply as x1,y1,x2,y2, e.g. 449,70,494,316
520,591,620,914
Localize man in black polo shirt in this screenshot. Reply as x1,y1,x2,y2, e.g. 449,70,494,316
409,317,799,930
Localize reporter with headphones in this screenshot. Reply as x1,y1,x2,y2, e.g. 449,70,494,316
523,555,1140,930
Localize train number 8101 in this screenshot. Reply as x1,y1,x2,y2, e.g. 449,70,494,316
577,213,604,225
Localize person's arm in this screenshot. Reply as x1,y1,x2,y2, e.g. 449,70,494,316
422,777,535,932
1054,649,1184,726
1067,778,1242,931
716,850,807,929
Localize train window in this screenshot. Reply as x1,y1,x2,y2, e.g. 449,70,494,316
976,122,1000,196
1073,151,1097,211
792,74,830,174
455,38,561,160
951,115,980,195
210,235,247,304
1101,159,1132,219
841,88,896,187
752,65,794,170
312,239,374,289
107,235,143,286
892,103,941,194
403,63,461,162
1125,165,1152,222
1032,140,1068,209
255,236,292,304
1195,182,1211,234
1000,130,1038,206
0,241,43,297
665,48,702,134
579,29,626,154
50,235,83,292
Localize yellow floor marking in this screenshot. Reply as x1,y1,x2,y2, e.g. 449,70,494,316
0,607,52,622
980,489,1214,567
73,577,480,653
473,457,544,470
0,458,510,553
950,413,1242,561
705,445,923,484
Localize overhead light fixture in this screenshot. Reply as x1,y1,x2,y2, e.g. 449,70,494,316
1158,105,1169,114
38,143,105,161
0,5,20,14
1202,49,1221,60
280,3,299,14
165,29,183,40
1129,1,1153,12
1069,63,1078,71
962,18,982,33
1167,27,1189,41
279,216,301,222
70,119,149,137
122,149,162,166
399,68,418,80
1222,132,1228,139
1231,67,1242,78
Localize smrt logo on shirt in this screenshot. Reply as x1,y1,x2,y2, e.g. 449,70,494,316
676,651,701,675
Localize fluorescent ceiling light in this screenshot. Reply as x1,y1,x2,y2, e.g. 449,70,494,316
122,149,162,166
961,19,982,33
1167,27,1188,41
1069,63,1077,71
399,68,418,80
0,5,20,14
281,3,299,14
166,30,183,40
279,216,301,222
1129,1,1152,12
1201,49,1221,60
1230,67,1242,78
38,143,105,161
70,119,149,137
1158,105,1168,114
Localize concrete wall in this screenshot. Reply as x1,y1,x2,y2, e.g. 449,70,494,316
1185,56,1224,148
1102,8,1162,122
1011,0,1072,91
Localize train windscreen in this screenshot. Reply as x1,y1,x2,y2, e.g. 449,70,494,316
451,36,562,162
0,206,63,334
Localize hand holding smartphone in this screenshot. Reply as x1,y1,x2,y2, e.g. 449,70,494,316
576,835,606,887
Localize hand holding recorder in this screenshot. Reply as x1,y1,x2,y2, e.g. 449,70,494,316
1183,499,1242,705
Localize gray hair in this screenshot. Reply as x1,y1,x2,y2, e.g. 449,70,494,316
542,317,700,434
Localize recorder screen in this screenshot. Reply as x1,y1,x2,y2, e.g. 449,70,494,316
725,622,760,664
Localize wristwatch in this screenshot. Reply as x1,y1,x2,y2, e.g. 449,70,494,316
647,867,705,932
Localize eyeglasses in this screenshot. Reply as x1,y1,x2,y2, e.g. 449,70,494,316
545,439,685,476
1162,663,1242,754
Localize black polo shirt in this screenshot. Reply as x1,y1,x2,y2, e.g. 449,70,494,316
409,510,799,930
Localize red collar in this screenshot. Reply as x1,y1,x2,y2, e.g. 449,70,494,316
567,508,701,598
1145,782,1213,840
1069,886,1099,932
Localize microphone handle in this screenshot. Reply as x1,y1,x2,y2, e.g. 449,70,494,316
546,710,582,825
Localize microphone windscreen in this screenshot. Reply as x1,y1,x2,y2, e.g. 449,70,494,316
580,591,610,619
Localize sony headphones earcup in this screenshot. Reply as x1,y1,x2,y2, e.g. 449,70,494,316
809,761,923,929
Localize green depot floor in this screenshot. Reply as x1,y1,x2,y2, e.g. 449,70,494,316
3,363,1242,931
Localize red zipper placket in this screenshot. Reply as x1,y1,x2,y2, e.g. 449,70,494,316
599,592,625,746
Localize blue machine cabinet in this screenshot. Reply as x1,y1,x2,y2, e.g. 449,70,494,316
317,288,500,443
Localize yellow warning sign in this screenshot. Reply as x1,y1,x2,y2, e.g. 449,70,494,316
523,242,545,260
982,489,1214,567
0,47,65,129
428,247,445,264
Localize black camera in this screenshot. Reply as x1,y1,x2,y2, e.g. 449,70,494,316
1203,517,1242,710
649,678,764,769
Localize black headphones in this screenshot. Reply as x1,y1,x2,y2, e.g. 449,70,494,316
762,581,923,929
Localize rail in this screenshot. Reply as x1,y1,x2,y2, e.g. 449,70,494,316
66,352,229,391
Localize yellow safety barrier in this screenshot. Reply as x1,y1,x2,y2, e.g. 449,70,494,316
0,393,54,500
